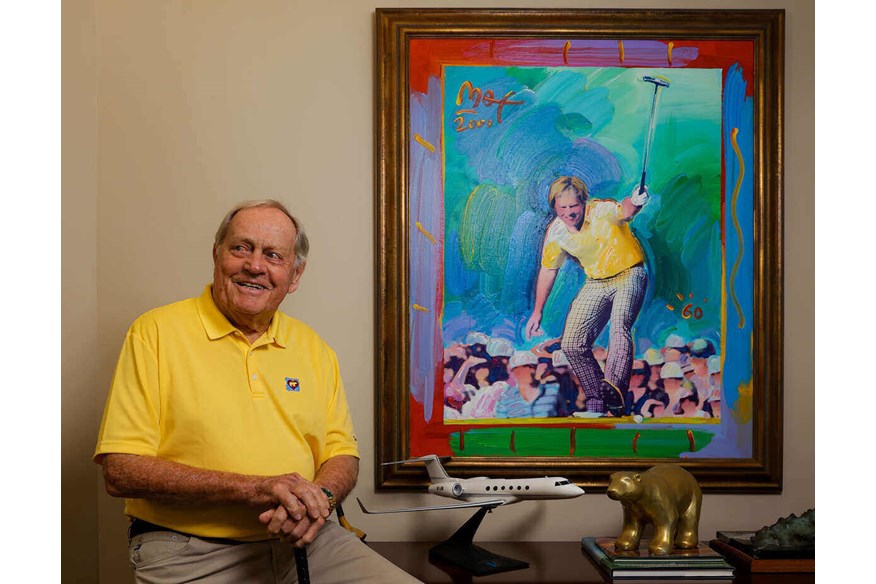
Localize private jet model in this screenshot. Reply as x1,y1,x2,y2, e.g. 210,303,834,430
357,454,584,514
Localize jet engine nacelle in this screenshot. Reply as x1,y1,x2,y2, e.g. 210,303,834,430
429,481,465,499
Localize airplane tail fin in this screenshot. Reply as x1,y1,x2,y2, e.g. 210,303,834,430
420,455,451,482
381,454,451,482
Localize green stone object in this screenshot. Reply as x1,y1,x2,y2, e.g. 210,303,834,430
752,509,815,551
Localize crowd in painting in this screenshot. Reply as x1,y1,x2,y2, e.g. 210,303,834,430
443,332,723,421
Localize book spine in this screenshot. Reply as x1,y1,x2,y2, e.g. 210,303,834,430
581,538,613,573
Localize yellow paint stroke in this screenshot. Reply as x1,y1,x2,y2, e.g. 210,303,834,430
413,134,435,153
415,221,437,245
563,41,571,65
676,293,685,301
444,417,619,426
618,40,625,64
729,128,747,329
731,379,753,424
667,42,674,65
666,304,675,311
412,304,429,313
638,416,717,425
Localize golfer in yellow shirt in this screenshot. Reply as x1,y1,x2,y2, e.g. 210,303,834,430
525,176,649,417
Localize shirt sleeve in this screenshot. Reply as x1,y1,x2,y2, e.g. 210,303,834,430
589,199,622,223
93,325,161,461
540,220,568,269
319,345,360,465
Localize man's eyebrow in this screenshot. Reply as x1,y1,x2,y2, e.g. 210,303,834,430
229,236,292,254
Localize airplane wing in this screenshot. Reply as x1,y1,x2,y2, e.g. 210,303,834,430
380,455,450,465
356,497,506,514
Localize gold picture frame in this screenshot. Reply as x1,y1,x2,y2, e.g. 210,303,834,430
375,8,783,492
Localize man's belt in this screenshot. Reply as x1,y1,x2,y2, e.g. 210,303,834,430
128,518,169,539
128,519,241,545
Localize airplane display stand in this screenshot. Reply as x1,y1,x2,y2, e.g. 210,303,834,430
428,505,529,576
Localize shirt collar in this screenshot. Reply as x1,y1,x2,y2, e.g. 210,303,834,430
196,285,287,348
265,307,287,348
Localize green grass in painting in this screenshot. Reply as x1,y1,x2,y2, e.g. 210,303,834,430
448,427,714,458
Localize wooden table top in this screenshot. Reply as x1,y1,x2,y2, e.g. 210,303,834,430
368,541,814,584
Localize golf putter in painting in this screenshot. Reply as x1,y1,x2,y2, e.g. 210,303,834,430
639,75,671,194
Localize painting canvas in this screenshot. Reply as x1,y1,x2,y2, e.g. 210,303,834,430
377,9,783,490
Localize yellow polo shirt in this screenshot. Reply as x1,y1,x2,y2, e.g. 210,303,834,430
94,285,359,540
541,199,645,279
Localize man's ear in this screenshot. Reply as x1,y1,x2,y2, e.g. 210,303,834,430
287,260,307,294
212,244,219,262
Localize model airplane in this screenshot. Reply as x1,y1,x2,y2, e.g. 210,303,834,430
357,454,584,514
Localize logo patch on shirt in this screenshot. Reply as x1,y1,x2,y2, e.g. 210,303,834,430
285,377,300,392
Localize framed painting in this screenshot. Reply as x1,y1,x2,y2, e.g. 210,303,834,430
375,8,783,492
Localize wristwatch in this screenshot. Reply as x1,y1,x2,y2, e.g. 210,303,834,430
321,487,336,515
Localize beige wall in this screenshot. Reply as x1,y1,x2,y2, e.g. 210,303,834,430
62,0,99,582
62,0,815,581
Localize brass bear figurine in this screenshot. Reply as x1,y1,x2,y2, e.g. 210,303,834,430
606,464,702,556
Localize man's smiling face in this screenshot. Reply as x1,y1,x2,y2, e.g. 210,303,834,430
211,206,304,336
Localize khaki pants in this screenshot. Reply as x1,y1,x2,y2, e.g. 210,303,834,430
128,521,422,583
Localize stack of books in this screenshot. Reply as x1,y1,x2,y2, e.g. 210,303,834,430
709,531,815,573
581,536,735,579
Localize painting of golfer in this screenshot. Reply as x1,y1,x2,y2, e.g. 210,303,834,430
433,62,723,414
368,3,789,487
403,32,758,460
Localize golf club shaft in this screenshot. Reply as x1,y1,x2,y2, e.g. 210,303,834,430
294,547,310,583
639,85,662,193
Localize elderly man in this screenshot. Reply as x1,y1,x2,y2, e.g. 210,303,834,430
94,201,419,583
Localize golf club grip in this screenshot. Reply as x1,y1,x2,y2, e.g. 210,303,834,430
294,547,310,583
